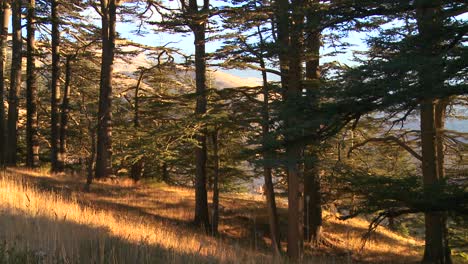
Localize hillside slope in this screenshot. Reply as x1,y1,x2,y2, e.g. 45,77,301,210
0,168,423,263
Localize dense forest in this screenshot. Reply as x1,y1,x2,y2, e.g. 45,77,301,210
0,0,467,263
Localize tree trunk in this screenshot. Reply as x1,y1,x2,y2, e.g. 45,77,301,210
0,0,10,166
416,1,452,262
303,149,322,245
192,21,210,232
59,56,72,168
434,99,451,263
131,161,143,182
81,93,95,190
283,0,305,258
260,54,280,253
86,127,96,189
211,131,219,236
162,162,169,183
26,0,39,168
6,0,22,166
95,0,116,179
303,4,322,245
275,0,289,94
420,99,451,264
133,71,142,128
435,99,448,179
130,71,143,182
50,0,62,172
275,0,291,256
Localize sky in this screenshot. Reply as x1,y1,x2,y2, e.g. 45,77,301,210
116,20,368,82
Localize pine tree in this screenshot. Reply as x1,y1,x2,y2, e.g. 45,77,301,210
6,0,22,166
331,1,467,262
416,1,451,262
95,0,117,179
0,0,9,166
50,0,62,172
26,0,40,167
58,55,72,169
215,0,281,252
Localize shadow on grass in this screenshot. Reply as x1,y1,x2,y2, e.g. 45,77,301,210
4,168,421,263
0,210,219,264
5,169,274,255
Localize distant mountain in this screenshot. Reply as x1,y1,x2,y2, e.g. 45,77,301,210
113,50,261,92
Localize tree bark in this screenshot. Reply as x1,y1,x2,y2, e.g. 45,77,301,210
193,25,210,231
6,0,22,166
81,93,95,190
59,56,72,168
188,0,210,231
95,0,116,179
26,0,39,168
260,53,280,253
0,0,10,166
303,149,322,245
130,71,143,182
435,99,448,179
211,131,219,236
162,162,169,183
86,127,96,189
50,0,62,172
416,1,451,262
420,99,451,264
303,3,322,245
281,0,305,258
275,0,291,256
275,0,289,94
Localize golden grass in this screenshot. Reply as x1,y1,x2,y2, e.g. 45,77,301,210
0,168,424,263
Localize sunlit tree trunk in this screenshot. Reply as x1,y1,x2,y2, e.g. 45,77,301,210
50,0,62,172
185,0,210,232
0,0,10,166
95,0,116,179
26,0,39,168
130,70,143,182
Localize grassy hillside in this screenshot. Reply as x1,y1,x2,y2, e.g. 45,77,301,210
0,168,423,263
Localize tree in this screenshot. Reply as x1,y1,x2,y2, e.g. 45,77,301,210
273,0,306,258
0,0,10,166
210,129,219,235
95,0,117,179
50,0,62,172
46,0,93,171
303,0,322,246
186,0,211,232
416,1,451,262
330,1,467,262
6,0,22,166
26,0,40,167
58,55,72,169
215,1,281,251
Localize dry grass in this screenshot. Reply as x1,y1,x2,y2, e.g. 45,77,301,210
0,168,424,263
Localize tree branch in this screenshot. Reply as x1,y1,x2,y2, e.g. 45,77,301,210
348,136,422,161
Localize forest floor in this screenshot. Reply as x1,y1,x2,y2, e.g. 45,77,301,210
0,168,426,263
